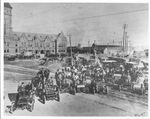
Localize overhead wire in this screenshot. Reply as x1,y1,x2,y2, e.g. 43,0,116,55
12,3,77,24
13,8,148,30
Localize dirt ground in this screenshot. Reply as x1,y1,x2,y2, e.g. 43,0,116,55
3,59,148,116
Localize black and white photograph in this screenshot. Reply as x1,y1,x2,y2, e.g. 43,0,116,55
1,0,149,117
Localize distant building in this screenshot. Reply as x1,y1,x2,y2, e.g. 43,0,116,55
67,46,80,54
4,3,67,55
82,47,93,53
92,43,121,54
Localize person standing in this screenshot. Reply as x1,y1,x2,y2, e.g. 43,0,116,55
55,69,60,89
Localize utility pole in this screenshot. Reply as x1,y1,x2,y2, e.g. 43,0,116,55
88,40,90,53
68,34,72,57
126,35,129,53
67,34,73,65
122,24,127,52
124,32,127,52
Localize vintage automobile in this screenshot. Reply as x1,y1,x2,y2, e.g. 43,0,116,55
104,58,125,74
95,79,109,94
124,62,138,72
131,72,148,95
8,81,35,113
38,79,60,104
76,76,96,94
143,70,148,92
102,60,117,68
111,73,133,92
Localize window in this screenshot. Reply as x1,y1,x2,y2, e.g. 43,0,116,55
24,42,26,47
4,23,6,35
34,36,36,40
16,49,18,53
7,42,9,46
40,43,42,47
16,42,18,47
7,49,9,52
46,43,50,47
4,50,6,53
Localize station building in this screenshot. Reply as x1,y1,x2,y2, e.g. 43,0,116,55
4,3,67,55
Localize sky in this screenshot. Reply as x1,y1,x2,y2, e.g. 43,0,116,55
10,3,148,47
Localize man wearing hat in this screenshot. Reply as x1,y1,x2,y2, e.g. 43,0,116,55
15,82,26,107
55,69,59,87
17,82,25,96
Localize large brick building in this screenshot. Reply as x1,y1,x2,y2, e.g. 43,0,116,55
4,3,67,55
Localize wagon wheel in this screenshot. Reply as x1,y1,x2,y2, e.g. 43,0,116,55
72,87,76,95
42,95,46,104
22,105,26,110
56,93,60,102
132,85,135,93
83,87,86,93
141,84,144,95
106,86,109,95
86,87,89,93
92,86,96,94
10,102,15,114
118,84,122,91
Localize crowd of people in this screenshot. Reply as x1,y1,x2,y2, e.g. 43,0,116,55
17,56,147,96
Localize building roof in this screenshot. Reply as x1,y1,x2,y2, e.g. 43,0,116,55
95,45,120,48
12,31,58,42
4,3,12,9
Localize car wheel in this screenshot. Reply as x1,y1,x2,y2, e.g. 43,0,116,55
10,102,15,114
30,99,35,112
86,87,89,93
141,84,144,95
92,86,95,94
106,86,109,95
42,95,46,104
118,84,121,91
72,87,76,95
22,105,26,110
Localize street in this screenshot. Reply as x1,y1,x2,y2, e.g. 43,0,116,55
3,60,148,116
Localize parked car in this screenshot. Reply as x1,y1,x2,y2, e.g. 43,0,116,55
8,81,35,113
38,79,60,104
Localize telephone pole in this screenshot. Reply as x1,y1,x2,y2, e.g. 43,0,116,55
122,24,127,52
88,40,90,53
67,34,73,65
68,34,72,58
